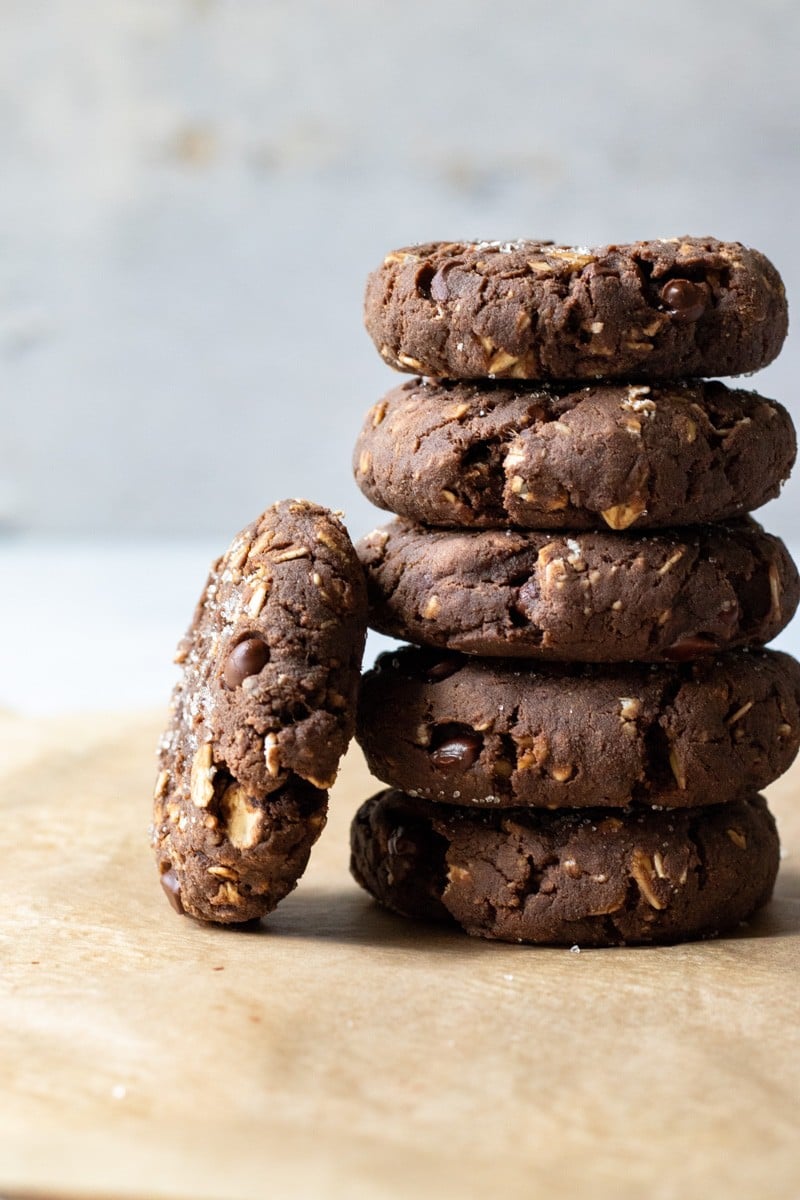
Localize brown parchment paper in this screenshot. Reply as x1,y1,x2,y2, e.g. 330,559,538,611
1,710,798,1200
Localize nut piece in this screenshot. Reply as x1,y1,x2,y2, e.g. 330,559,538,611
487,349,520,375
153,769,169,801
220,783,263,850
547,248,596,270
668,747,687,791
208,865,239,880
726,701,754,727
249,529,275,557
658,549,685,576
210,882,242,906
384,251,418,266
516,732,550,771
422,595,441,619
272,546,310,563
264,732,282,778
601,500,647,530
619,697,641,722
228,540,250,571
726,828,748,850
630,849,666,910
397,353,424,370
190,743,216,808
768,563,782,622
247,581,269,618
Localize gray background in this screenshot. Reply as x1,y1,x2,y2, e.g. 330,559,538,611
1,0,798,545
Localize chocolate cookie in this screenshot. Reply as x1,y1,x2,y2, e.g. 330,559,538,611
358,519,798,662
350,789,779,946
364,238,787,382
354,379,796,531
152,499,368,923
357,647,800,809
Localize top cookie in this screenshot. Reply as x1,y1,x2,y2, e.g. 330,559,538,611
364,238,787,382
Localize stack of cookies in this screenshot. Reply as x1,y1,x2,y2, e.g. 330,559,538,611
349,237,800,946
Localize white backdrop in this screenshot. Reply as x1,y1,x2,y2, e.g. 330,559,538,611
1,0,798,546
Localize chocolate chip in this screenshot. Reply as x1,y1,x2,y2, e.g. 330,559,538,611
663,636,718,661
224,636,270,688
430,724,483,771
160,867,184,915
660,279,707,322
424,655,464,683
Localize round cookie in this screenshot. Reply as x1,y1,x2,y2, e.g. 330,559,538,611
358,518,799,662
364,237,787,382
357,647,800,809
152,499,368,923
354,379,796,531
350,789,780,946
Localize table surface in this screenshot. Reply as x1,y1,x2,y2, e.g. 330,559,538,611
1,709,798,1200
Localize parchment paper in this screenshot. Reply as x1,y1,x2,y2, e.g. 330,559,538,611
1,711,798,1200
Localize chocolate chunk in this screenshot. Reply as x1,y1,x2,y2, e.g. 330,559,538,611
424,656,465,683
660,279,708,321
160,867,184,915
430,725,483,771
663,636,719,661
223,636,270,688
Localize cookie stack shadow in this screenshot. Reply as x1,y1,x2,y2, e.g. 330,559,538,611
348,237,800,946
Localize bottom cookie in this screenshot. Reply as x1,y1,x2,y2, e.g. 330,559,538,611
350,790,779,946
153,777,327,924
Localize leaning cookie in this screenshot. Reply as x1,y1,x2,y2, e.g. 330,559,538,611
350,790,779,946
365,237,787,381
357,518,798,662
354,379,796,531
152,499,367,923
357,647,800,809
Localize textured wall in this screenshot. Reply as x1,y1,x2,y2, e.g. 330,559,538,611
1,0,798,541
